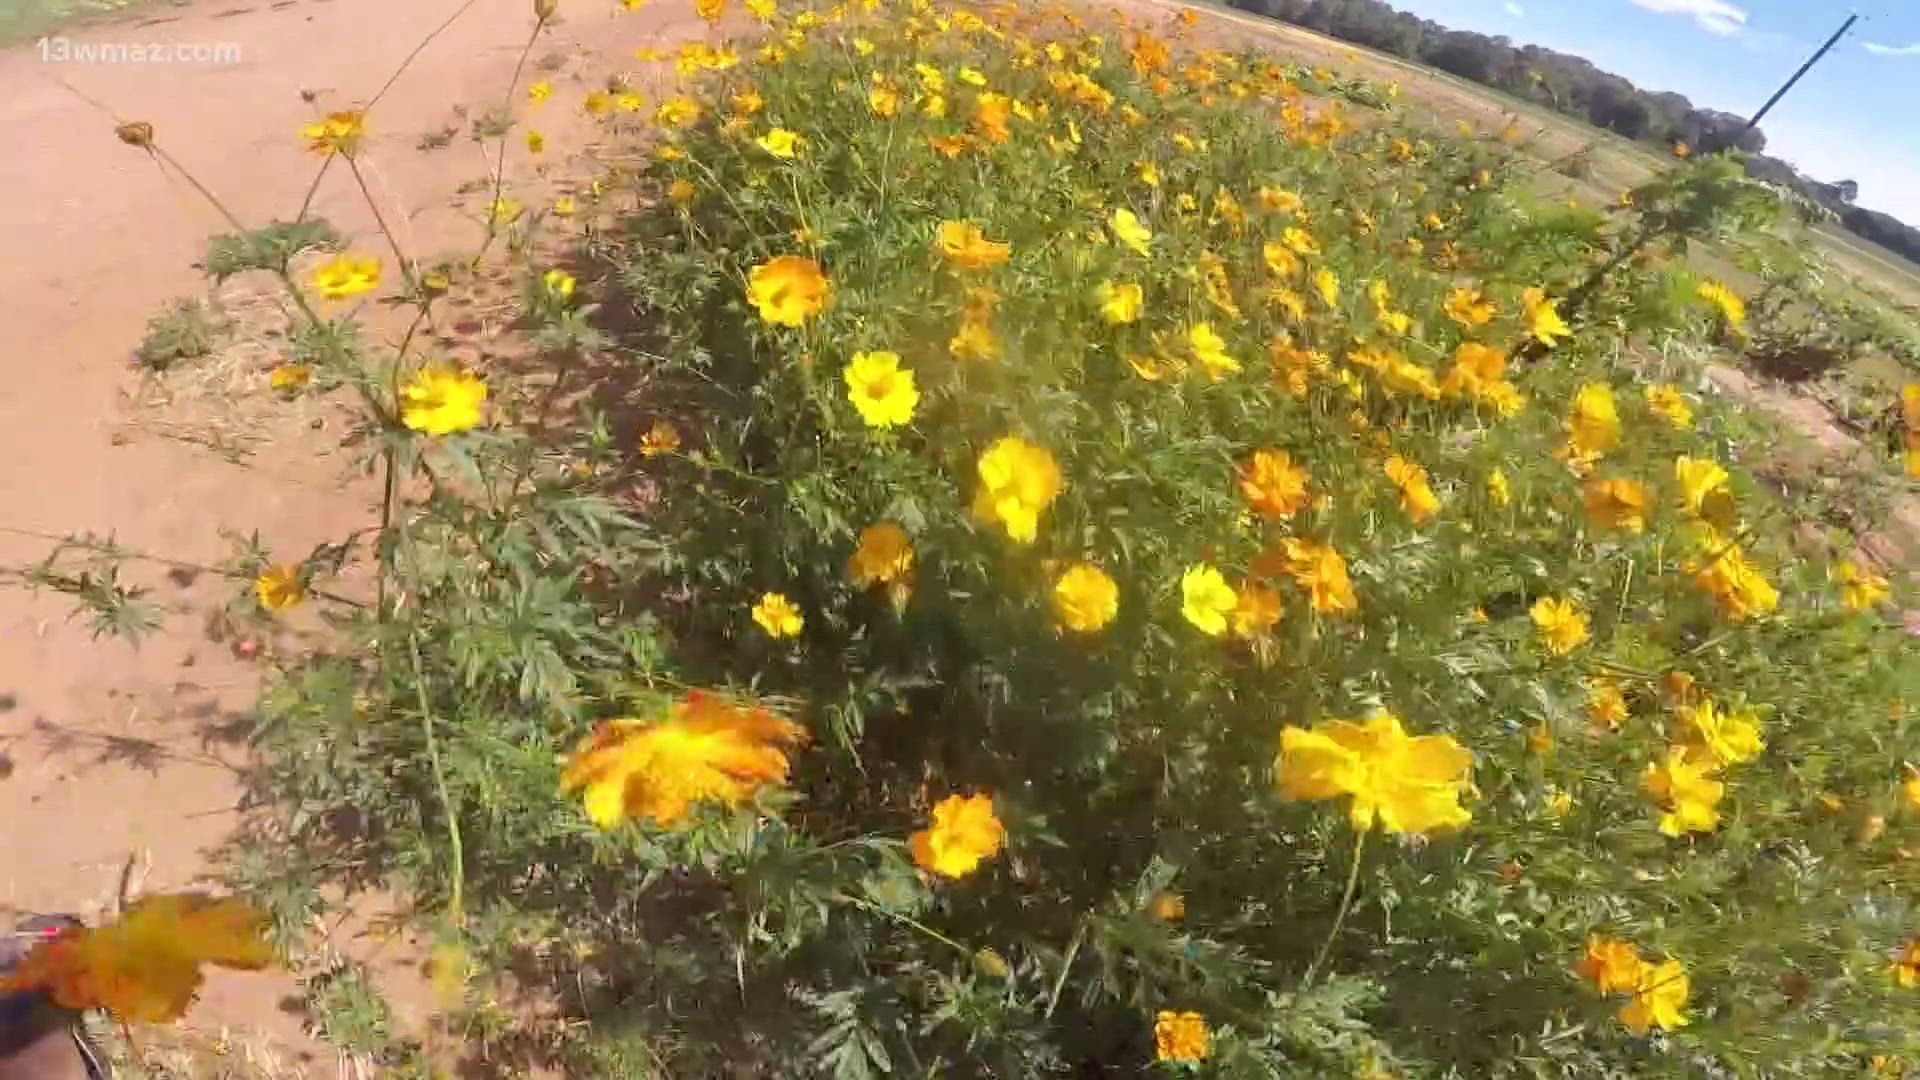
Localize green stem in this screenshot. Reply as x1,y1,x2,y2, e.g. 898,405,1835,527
409,630,465,923
835,892,967,956
472,19,547,265
1301,827,1367,988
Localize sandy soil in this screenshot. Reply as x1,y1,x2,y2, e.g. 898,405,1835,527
0,0,711,1068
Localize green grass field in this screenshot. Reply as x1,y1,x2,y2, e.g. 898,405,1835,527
0,0,179,46
1178,0,1920,308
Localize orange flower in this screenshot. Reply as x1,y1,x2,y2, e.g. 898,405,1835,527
936,220,1011,270
910,793,1006,878
1238,449,1310,518
0,894,273,1023
559,693,806,827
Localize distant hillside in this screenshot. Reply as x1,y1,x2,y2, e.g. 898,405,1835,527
1226,0,1920,269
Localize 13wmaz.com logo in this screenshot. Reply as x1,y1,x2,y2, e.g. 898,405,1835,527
36,37,241,64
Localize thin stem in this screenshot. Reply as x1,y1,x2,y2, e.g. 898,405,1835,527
147,145,247,233
834,892,967,956
294,155,335,225
346,156,417,288
409,630,465,924
473,18,548,264
364,0,486,113
0,525,367,610
116,1014,145,1068
1301,827,1368,989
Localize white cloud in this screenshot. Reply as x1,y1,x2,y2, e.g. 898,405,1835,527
1628,0,1749,36
1504,2,1524,15
1864,42,1920,57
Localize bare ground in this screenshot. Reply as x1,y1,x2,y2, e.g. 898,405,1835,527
0,0,717,1069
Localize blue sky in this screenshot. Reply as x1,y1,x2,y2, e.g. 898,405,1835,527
1382,0,1920,224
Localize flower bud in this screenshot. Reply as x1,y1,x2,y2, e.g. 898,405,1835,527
115,121,154,147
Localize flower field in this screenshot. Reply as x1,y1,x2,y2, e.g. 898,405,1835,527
19,0,1920,1075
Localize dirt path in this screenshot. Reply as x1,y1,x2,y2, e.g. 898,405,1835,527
0,0,706,1067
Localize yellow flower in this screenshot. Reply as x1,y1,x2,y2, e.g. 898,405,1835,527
1148,891,1185,922
936,220,1011,270
756,127,803,158
957,65,988,87
745,0,776,18
486,196,522,227
1575,935,1645,995
695,0,725,22
583,89,614,116
909,793,1006,878
667,179,695,204
732,89,765,116
400,363,487,435
1620,959,1690,1035
1564,383,1620,458
524,128,546,154
542,268,575,300
1693,545,1777,621
1281,226,1320,256
1256,186,1302,213
1054,563,1119,632
842,351,919,429
1673,456,1727,517
1681,699,1764,767
1277,709,1474,834
1522,286,1570,346
869,85,900,117
639,420,681,457
1443,286,1495,327
1110,208,1153,255
268,363,310,392
848,522,913,587
1313,268,1339,307
1096,281,1144,324
1893,941,1920,988
0,893,272,1023
1239,449,1310,519
1645,383,1693,427
751,592,804,638
973,436,1063,544
1153,1010,1209,1063
1187,322,1240,380
615,91,645,113
1278,537,1357,615
558,692,804,827
1583,477,1648,533
1135,159,1160,187
1529,596,1588,655
553,195,578,217
1696,279,1746,329
747,255,830,327
253,564,305,612
1261,240,1300,278
299,109,366,156
1834,558,1890,611
1486,467,1511,507
310,253,381,300
527,79,552,104
1383,454,1439,523
1231,582,1282,638
1586,679,1628,731
1643,746,1724,836
655,96,701,127
949,317,998,361
1179,564,1238,636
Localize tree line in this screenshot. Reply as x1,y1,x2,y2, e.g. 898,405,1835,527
1227,0,1920,268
